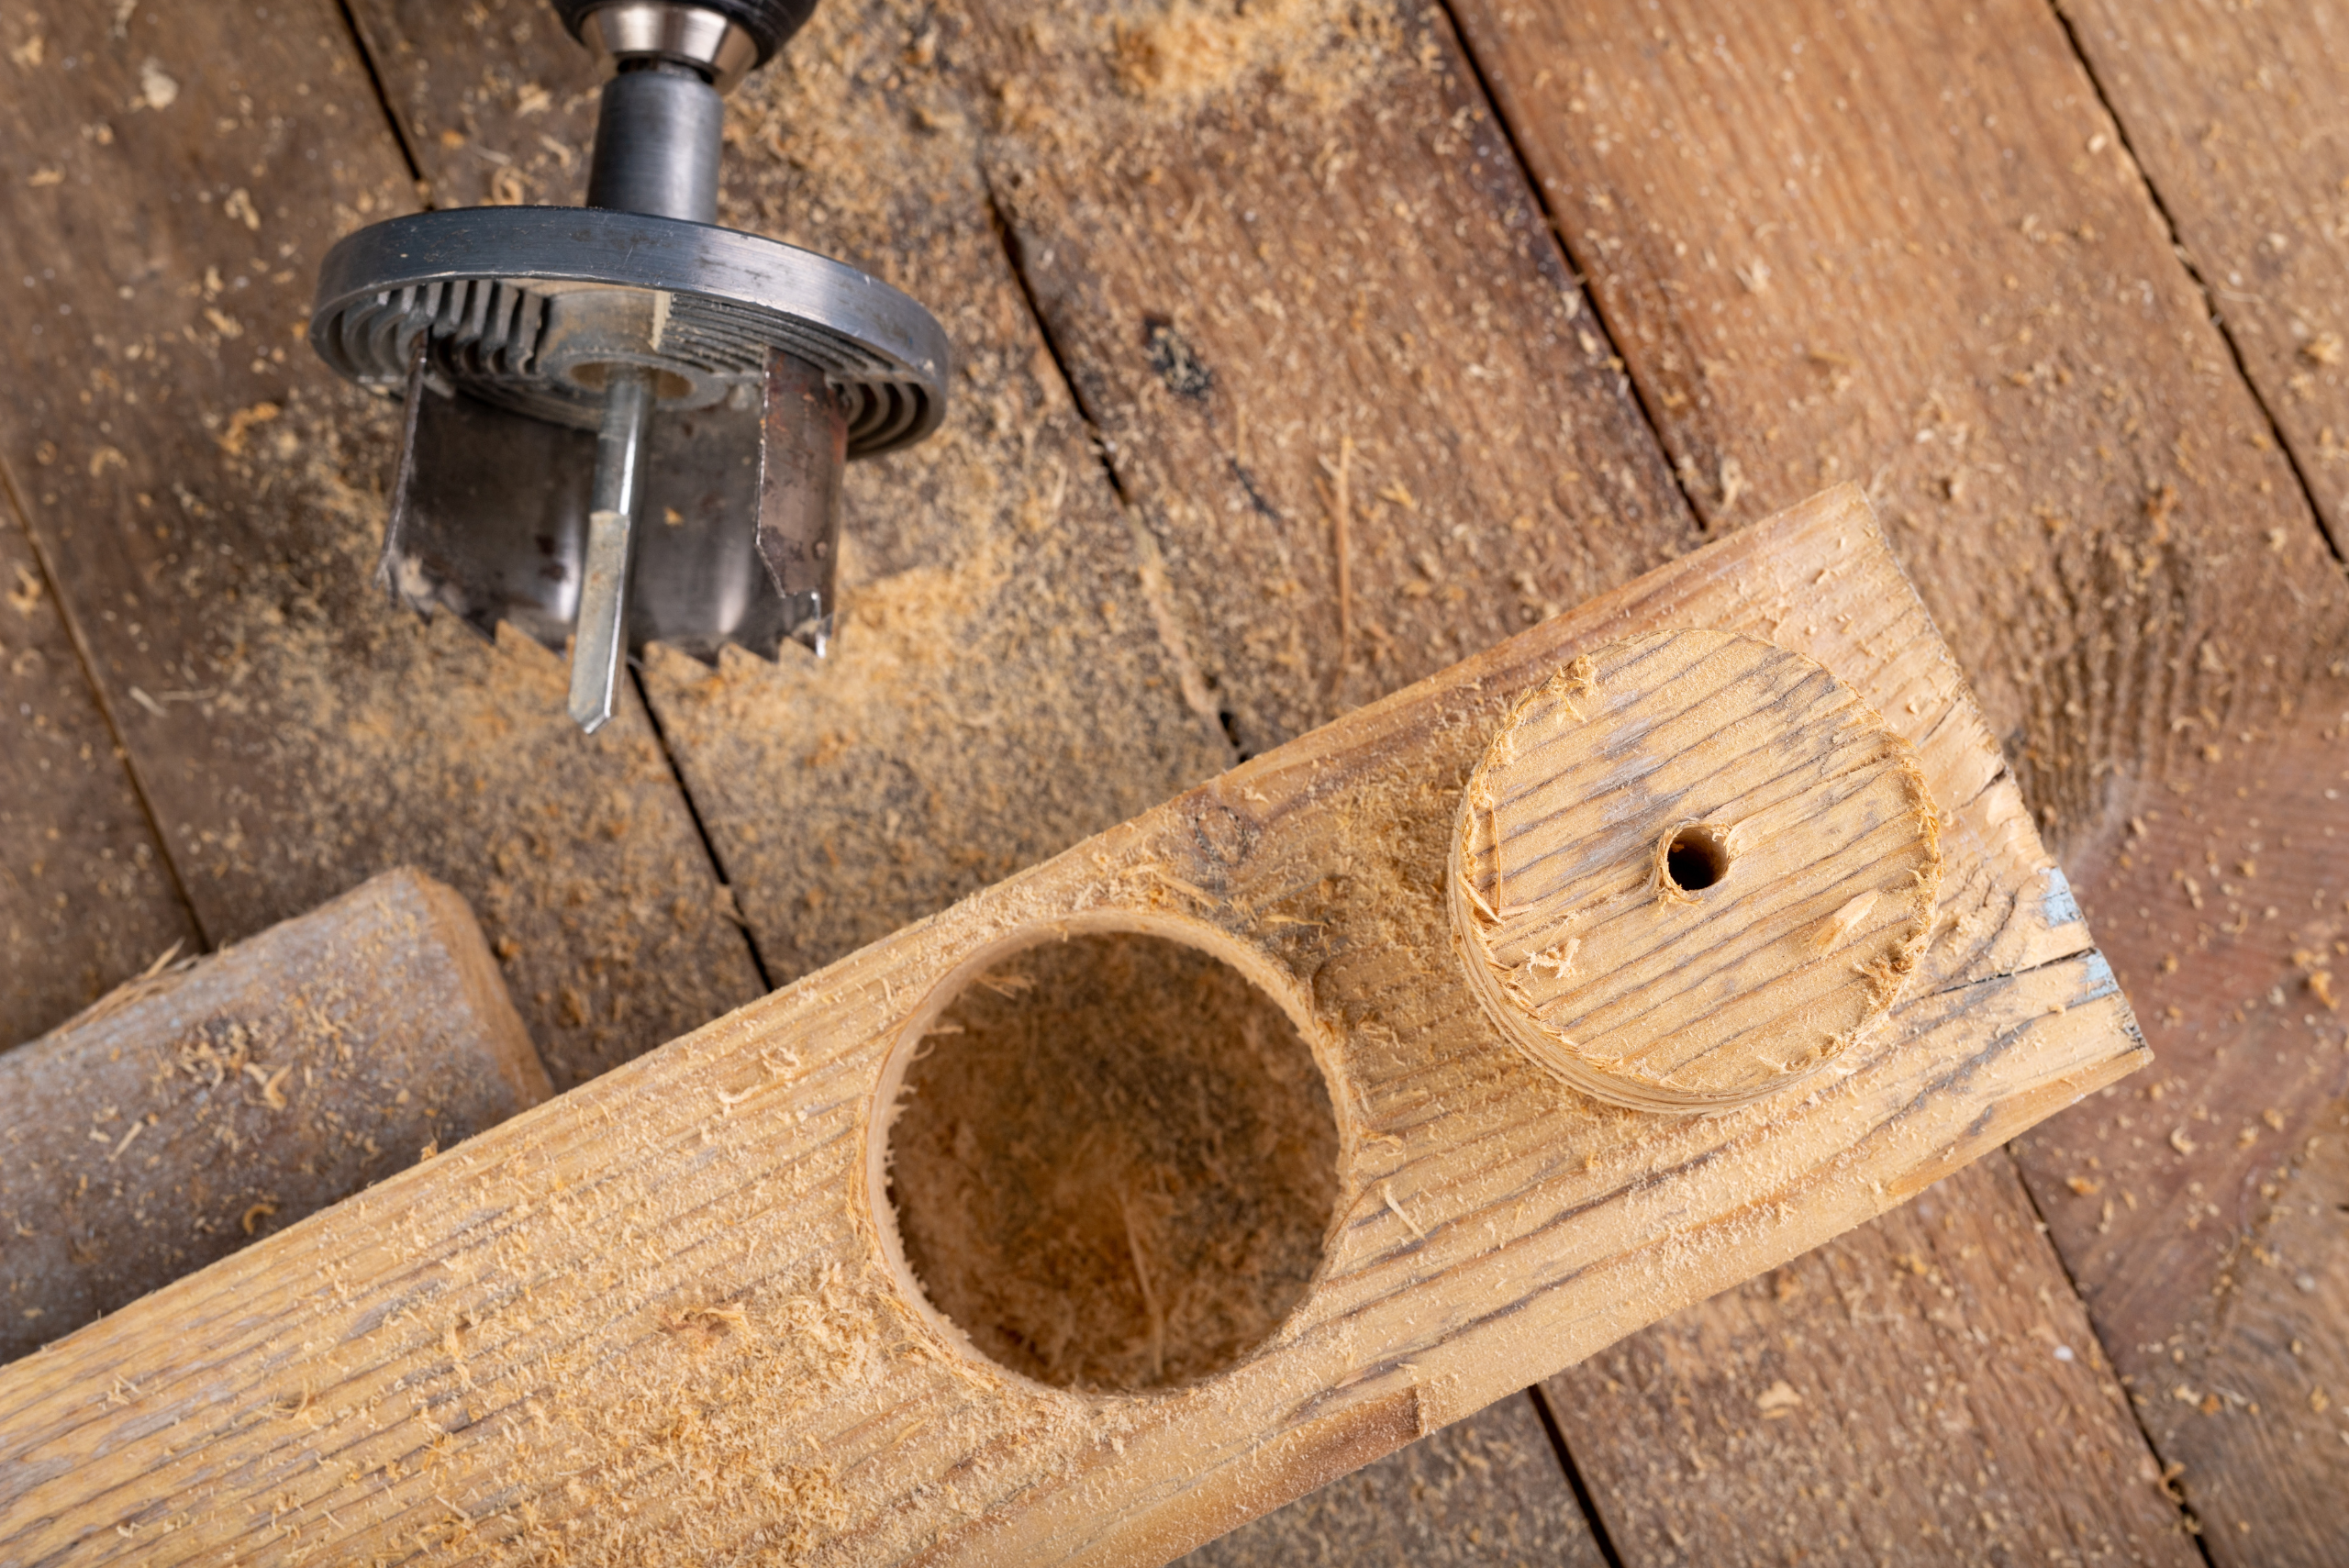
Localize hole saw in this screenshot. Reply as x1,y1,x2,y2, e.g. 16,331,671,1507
308,0,951,732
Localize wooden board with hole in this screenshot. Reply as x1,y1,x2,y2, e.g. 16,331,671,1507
0,485,2143,1566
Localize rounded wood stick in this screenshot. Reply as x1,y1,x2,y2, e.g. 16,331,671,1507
0,867,550,1363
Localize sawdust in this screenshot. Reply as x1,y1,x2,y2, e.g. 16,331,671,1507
1546,1161,2190,1563
1104,0,1404,114
888,930,1339,1391
0,0,764,1093
962,0,1700,761
175,386,765,1087
1492,0,2348,1549
0,499,2161,1566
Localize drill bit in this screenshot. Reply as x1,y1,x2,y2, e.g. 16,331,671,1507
569,364,655,734
310,0,948,737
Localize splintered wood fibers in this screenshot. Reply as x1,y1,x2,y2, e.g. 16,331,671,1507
887,932,1339,1394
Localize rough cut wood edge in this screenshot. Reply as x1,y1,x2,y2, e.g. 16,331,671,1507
0,485,2143,1568
0,868,549,1363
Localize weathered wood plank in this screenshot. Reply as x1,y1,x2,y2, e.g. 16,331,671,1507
960,0,1700,757
330,7,2167,1557
0,487,2143,1566
0,0,764,1088
2060,0,2349,558
0,867,547,1363
2022,9,2349,1548
1175,1393,1608,1567
1546,1158,2189,1564
2009,746,2349,1562
1445,0,2349,1556
0,514,197,1048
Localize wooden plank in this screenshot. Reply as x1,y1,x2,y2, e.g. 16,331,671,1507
0,513,198,1048
2028,14,2349,1543
0,867,548,1363
327,5,1652,1548
1546,1157,2189,1563
2009,753,2349,1562
0,0,764,1089
1442,0,2349,1556
340,0,1235,986
1174,1393,1608,1567
958,0,1701,757
0,487,2144,1566
2060,0,2349,558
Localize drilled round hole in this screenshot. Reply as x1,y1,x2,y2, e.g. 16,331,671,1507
881,930,1338,1394
1663,823,1731,893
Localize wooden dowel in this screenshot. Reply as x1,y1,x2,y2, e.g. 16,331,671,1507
0,868,549,1364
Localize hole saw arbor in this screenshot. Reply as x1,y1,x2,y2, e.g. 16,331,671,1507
0,484,2145,1566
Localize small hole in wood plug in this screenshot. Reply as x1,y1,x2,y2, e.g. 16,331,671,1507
1663,825,1731,893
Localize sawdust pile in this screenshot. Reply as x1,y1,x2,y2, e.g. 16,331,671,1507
1103,0,1404,111
888,930,1339,1391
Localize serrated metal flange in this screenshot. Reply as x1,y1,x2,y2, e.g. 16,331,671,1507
311,206,949,455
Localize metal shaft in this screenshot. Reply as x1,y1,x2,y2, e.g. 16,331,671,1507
585,63,724,225
568,365,654,733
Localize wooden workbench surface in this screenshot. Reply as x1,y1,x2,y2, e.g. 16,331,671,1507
1,0,2341,1562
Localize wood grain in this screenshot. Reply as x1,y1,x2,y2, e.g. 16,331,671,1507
1446,0,2349,1553
0,868,547,1364
0,487,2143,1566
319,0,2155,1549
0,0,765,1088
1545,1157,2194,1565
1450,631,1941,1109
2024,8,2349,1548
327,5,1619,1550
2010,753,2349,1565
2061,0,2349,559
956,0,1701,757
0,513,197,1049
895,0,2188,1551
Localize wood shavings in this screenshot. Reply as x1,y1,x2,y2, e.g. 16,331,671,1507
1815,890,1881,951
1381,1180,1427,1240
